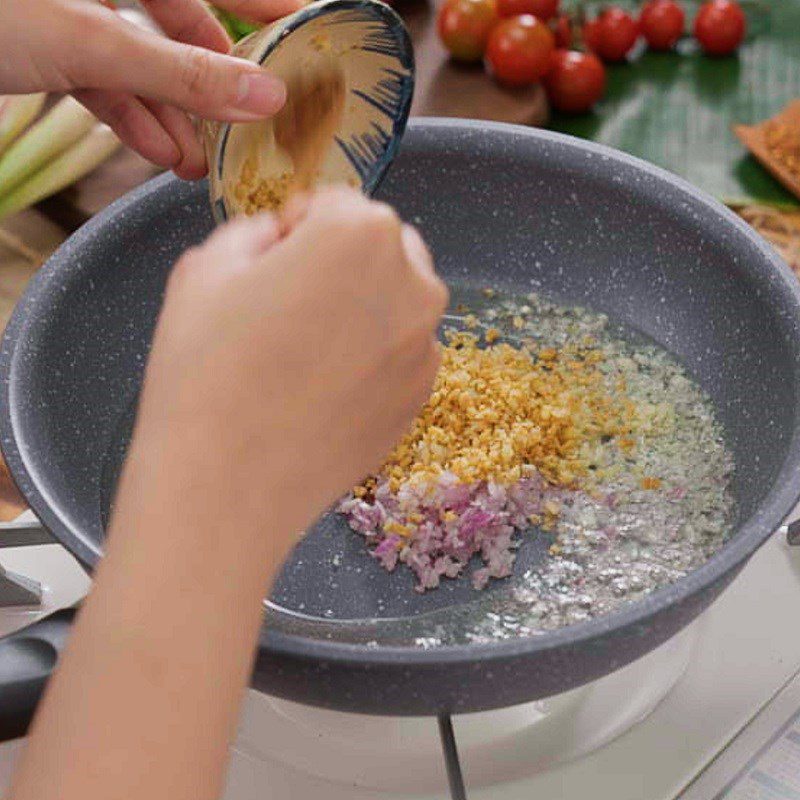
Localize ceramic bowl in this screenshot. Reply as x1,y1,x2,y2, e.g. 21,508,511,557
204,0,414,222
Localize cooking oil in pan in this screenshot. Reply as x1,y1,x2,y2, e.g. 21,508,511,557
99,287,735,649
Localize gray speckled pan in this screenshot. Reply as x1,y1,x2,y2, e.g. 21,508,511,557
3,119,800,716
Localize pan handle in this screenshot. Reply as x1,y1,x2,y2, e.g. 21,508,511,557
0,608,75,742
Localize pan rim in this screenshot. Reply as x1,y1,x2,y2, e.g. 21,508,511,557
3,117,800,668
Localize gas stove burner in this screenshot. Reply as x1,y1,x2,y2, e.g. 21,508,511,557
232,622,699,796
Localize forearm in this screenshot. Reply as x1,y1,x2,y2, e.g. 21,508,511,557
10,438,298,800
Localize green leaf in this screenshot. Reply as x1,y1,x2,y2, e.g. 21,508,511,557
212,8,260,41
550,0,800,208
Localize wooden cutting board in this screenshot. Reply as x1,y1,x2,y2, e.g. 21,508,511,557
734,101,800,205
404,0,548,126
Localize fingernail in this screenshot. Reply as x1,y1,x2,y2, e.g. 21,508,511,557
236,72,286,116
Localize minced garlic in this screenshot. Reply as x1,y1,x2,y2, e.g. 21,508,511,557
376,331,634,491
233,158,292,214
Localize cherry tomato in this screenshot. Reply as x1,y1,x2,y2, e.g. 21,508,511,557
544,49,606,113
554,13,572,48
582,17,601,51
485,14,556,86
495,0,559,21
639,0,685,51
584,7,639,62
694,0,746,56
437,0,499,62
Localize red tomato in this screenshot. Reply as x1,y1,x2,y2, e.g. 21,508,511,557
485,14,556,86
694,0,746,55
582,17,601,51
639,0,685,50
544,49,606,113
495,0,559,21
437,0,499,62
554,13,572,48
584,7,639,62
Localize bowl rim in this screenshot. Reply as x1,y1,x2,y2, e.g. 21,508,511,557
3,117,800,668
211,0,415,223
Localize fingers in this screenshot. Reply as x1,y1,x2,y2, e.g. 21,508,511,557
402,224,449,316
168,212,283,301
290,186,448,329
401,225,433,276
75,89,208,178
299,185,388,233
202,213,283,263
73,89,180,169
213,0,307,22
417,338,443,405
141,100,207,180
278,192,312,236
138,0,231,53
64,7,286,121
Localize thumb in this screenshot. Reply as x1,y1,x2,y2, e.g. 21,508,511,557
65,12,286,121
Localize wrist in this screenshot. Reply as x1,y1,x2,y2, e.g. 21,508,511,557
110,425,306,587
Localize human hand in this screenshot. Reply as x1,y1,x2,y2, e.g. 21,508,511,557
10,190,446,800
124,188,448,555
0,0,301,179
9,187,448,800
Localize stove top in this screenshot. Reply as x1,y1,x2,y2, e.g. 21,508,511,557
223,528,800,800
0,519,798,799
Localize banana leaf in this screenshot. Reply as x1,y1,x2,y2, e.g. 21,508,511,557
550,0,800,208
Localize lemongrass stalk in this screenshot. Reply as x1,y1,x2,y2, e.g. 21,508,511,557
0,96,96,199
0,94,46,156
0,125,120,220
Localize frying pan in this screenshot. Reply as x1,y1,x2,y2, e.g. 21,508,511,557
3,119,800,719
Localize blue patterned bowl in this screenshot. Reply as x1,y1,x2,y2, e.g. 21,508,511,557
204,0,414,222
